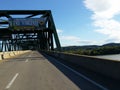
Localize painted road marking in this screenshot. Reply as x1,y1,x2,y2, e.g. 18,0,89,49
5,73,19,89
51,57,108,90
25,59,29,62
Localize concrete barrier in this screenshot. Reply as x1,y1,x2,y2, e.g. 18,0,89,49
46,51,120,80
0,50,31,60
0,54,3,60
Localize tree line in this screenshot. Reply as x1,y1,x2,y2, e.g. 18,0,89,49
62,46,120,56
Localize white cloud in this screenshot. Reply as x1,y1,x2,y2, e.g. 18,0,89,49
56,29,103,46
84,0,120,19
59,35,81,46
84,0,120,43
57,29,63,34
60,36,80,42
57,29,80,44
95,19,120,39
60,38,103,46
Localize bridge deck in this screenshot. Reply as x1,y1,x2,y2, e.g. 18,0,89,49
0,51,117,90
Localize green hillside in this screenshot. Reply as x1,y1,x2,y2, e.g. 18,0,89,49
61,43,120,56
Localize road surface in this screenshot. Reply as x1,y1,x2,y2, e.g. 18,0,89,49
0,51,108,90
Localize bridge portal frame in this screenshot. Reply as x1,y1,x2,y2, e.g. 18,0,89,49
0,10,61,51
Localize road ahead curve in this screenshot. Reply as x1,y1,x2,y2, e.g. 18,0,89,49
0,51,107,90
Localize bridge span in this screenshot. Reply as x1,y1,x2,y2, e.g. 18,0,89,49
0,50,119,90
0,10,120,90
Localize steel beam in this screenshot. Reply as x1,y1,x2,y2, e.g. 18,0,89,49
0,10,61,51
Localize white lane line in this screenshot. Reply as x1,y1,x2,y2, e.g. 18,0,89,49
51,58,108,90
25,59,29,62
5,73,19,89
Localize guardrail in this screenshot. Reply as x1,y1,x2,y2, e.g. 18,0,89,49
45,51,120,80
0,50,30,60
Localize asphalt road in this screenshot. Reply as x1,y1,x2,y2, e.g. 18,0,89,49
0,51,108,90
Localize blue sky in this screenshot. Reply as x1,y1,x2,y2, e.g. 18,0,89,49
1,0,120,46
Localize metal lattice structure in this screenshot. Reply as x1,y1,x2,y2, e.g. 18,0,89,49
0,10,61,51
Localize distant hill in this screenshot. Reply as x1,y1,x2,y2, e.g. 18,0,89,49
61,43,120,55
61,45,99,51
102,43,120,47
61,43,120,52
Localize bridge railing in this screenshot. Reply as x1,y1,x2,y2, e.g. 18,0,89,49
44,51,120,80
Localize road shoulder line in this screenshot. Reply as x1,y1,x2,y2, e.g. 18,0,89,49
5,73,19,89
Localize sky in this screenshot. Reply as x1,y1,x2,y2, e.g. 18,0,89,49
1,0,120,46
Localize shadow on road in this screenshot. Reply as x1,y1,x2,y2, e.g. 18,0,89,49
40,52,105,90
40,52,120,90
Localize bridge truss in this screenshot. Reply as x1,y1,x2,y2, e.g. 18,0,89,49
0,10,61,51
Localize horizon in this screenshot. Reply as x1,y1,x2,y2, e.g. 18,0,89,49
61,42,120,47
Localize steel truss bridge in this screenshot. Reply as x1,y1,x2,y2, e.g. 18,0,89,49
0,10,61,51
